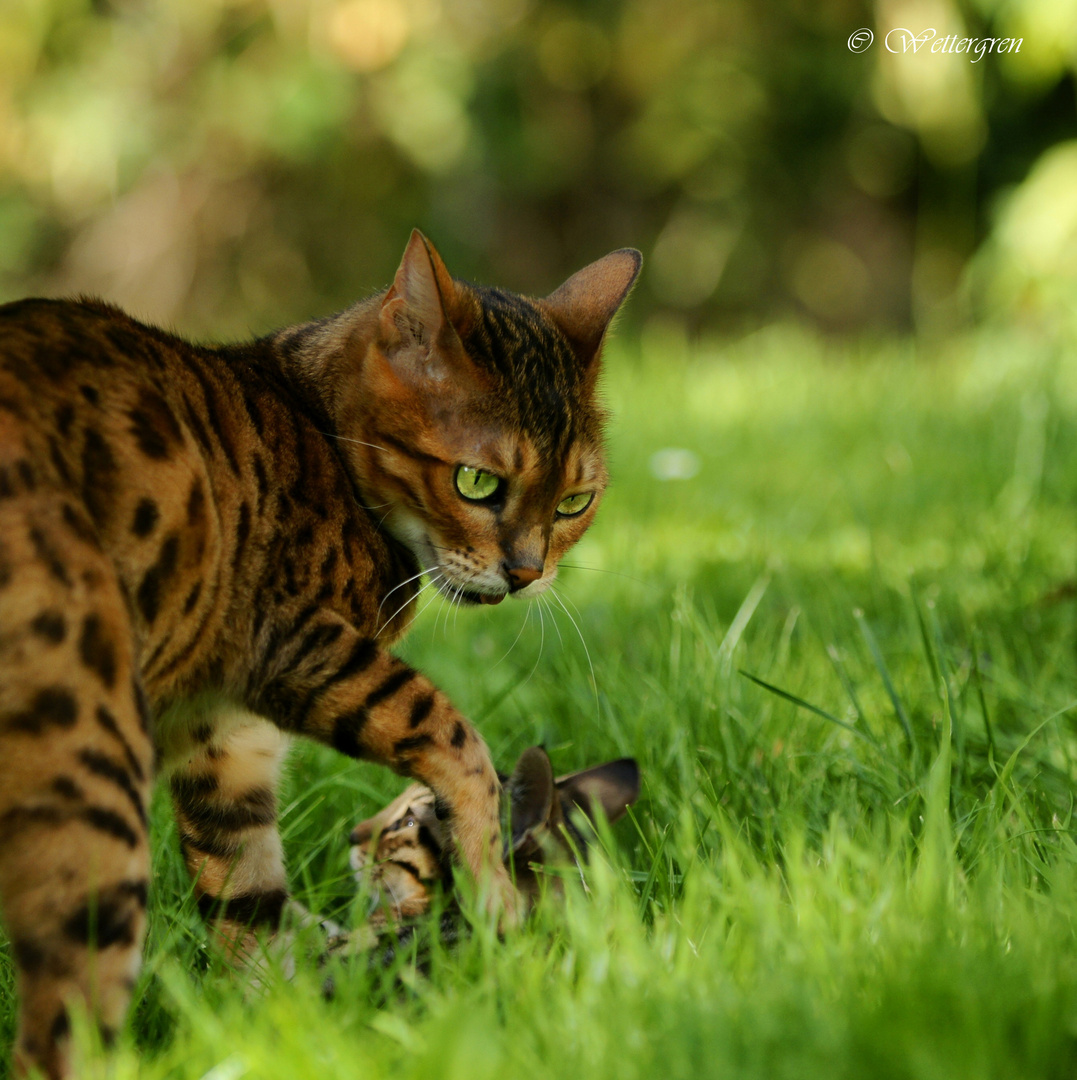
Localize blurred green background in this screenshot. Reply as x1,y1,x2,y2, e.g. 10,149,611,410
1,0,1075,340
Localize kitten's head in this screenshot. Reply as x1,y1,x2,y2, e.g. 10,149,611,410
348,747,640,922
335,232,641,605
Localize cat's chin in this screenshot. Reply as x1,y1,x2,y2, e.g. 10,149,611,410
444,585,506,606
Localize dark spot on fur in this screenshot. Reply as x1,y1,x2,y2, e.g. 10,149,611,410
81,428,118,526
408,693,435,729
197,888,287,929
81,806,141,848
62,502,98,546
29,526,70,586
232,501,251,572
5,687,78,734
450,721,467,749
132,678,151,734
131,498,159,538
79,613,117,689
63,880,147,947
94,705,146,783
364,667,417,709
137,533,180,624
128,388,183,460
51,1008,71,1043
12,937,49,976
393,734,433,758
80,384,99,405
15,459,35,490
253,455,269,502
331,709,368,758
55,403,75,436
182,582,201,615
52,776,83,800
78,748,145,825
48,436,74,485
324,637,378,688
30,610,66,644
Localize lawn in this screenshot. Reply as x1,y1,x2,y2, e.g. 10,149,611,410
6,324,1077,1079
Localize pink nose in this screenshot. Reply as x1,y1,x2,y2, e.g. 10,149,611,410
506,565,542,590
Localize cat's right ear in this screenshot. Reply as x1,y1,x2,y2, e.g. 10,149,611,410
376,230,480,386
379,230,455,346
540,249,642,371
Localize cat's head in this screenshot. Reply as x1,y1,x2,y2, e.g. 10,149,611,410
334,232,641,605
348,747,640,922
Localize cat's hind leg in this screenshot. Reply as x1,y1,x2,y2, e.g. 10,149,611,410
0,494,152,1080
169,715,292,968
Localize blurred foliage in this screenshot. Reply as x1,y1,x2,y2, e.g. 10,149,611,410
0,0,1074,337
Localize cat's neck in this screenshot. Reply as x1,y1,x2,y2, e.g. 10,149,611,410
260,294,384,428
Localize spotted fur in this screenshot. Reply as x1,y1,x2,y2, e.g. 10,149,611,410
0,232,641,1079
349,747,641,927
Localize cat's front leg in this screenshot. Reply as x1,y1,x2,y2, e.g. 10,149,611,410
253,622,519,926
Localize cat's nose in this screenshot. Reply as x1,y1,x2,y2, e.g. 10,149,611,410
505,564,542,591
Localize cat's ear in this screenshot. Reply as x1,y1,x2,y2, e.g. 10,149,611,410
540,249,642,369
506,746,555,852
377,230,478,384
555,757,640,827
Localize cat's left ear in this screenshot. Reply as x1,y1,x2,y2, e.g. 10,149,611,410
540,249,642,369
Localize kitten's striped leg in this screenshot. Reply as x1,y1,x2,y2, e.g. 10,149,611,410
169,718,290,966
0,497,152,1080
255,623,519,924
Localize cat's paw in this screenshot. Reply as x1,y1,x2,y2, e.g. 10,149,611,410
486,867,524,933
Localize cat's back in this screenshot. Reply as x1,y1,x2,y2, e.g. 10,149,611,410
0,297,411,703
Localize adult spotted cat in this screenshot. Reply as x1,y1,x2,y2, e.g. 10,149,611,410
0,231,640,1079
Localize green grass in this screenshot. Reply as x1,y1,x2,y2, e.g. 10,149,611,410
8,323,1077,1078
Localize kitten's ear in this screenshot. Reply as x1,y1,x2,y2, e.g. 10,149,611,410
555,758,640,827
378,230,474,381
506,746,555,852
540,249,642,368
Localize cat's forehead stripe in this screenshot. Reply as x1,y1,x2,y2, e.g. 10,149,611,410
464,286,581,455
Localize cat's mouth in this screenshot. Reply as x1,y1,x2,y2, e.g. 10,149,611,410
460,590,505,606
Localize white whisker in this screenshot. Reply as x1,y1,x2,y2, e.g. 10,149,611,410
550,583,599,714
518,595,546,690
376,567,433,622
540,593,566,652
557,562,644,585
414,572,446,624
315,430,391,454
491,603,533,672
375,575,438,638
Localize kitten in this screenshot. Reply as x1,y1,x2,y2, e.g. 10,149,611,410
350,747,641,925
0,230,640,1079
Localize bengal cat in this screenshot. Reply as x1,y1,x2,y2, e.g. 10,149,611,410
349,747,640,927
0,231,641,1079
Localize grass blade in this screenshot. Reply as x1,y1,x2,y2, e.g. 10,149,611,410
854,607,916,755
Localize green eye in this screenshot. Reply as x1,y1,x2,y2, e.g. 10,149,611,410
556,492,594,517
454,465,501,502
